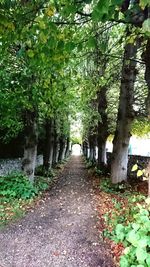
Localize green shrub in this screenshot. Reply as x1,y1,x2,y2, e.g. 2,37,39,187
34,175,52,191
85,161,93,168
100,178,130,194
0,173,38,200
115,204,150,267
35,165,55,177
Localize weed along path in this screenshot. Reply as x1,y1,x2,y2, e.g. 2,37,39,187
0,156,115,267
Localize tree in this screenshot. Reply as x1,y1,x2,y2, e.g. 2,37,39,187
111,33,139,183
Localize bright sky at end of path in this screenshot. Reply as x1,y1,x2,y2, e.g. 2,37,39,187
72,144,81,156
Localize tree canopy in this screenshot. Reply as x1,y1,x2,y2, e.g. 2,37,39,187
0,0,150,182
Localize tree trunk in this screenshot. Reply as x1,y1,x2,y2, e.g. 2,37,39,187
58,135,66,162
97,87,109,169
111,38,138,184
143,38,150,119
143,38,150,195
83,141,88,159
52,130,59,167
88,135,96,163
22,110,38,183
65,136,70,158
43,119,54,171
97,137,107,167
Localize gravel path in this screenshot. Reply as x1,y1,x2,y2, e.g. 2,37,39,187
0,156,115,267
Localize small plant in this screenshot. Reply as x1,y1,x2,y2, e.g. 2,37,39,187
114,204,150,267
35,175,52,191
0,171,56,227
0,172,38,200
35,165,55,178
100,178,129,194
103,193,146,242
94,167,103,175
86,160,94,169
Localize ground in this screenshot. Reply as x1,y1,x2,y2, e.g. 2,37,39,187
0,156,115,267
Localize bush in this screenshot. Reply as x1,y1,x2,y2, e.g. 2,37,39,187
0,171,55,226
114,204,150,267
100,178,131,194
34,175,52,191
0,173,38,200
35,165,55,177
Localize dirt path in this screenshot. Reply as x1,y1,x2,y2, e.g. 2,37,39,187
0,156,115,267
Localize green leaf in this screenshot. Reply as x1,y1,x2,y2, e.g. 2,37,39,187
139,0,150,9
142,19,150,36
137,238,148,248
135,247,147,263
132,223,140,231
77,43,83,52
146,254,150,266
65,42,76,52
27,49,34,58
87,36,96,48
99,41,107,52
127,230,140,246
115,224,125,240
120,256,129,267
111,0,124,5
39,20,46,29
92,0,110,21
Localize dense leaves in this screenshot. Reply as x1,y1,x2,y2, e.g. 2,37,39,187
0,1,150,265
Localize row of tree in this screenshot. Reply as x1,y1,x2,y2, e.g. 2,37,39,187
0,0,78,182
79,0,150,183
0,0,150,184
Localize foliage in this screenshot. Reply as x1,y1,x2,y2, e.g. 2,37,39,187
132,119,150,137
35,165,55,178
0,173,38,200
0,170,55,227
131,163,150,198
100,178,131,194
100,177,150,266
131,163,149,180
103,193,146,238
85,159,96,168
115,204,150,267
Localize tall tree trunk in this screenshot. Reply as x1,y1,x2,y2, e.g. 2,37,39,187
88,134,96,163
143,37,150,196
83,141,88,159
143,38,150,119
111,37,138,184
65,136,70,158
97,136,108,167
22,110,38,183
52,128,59,167
58,135,66,162
43,119,54,171
97,87,109,169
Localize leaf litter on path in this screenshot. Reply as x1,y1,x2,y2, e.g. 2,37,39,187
0,156,116,267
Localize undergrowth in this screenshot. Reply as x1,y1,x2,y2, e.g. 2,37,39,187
99,177,150,267
0,170,55,227
0,157,69,227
